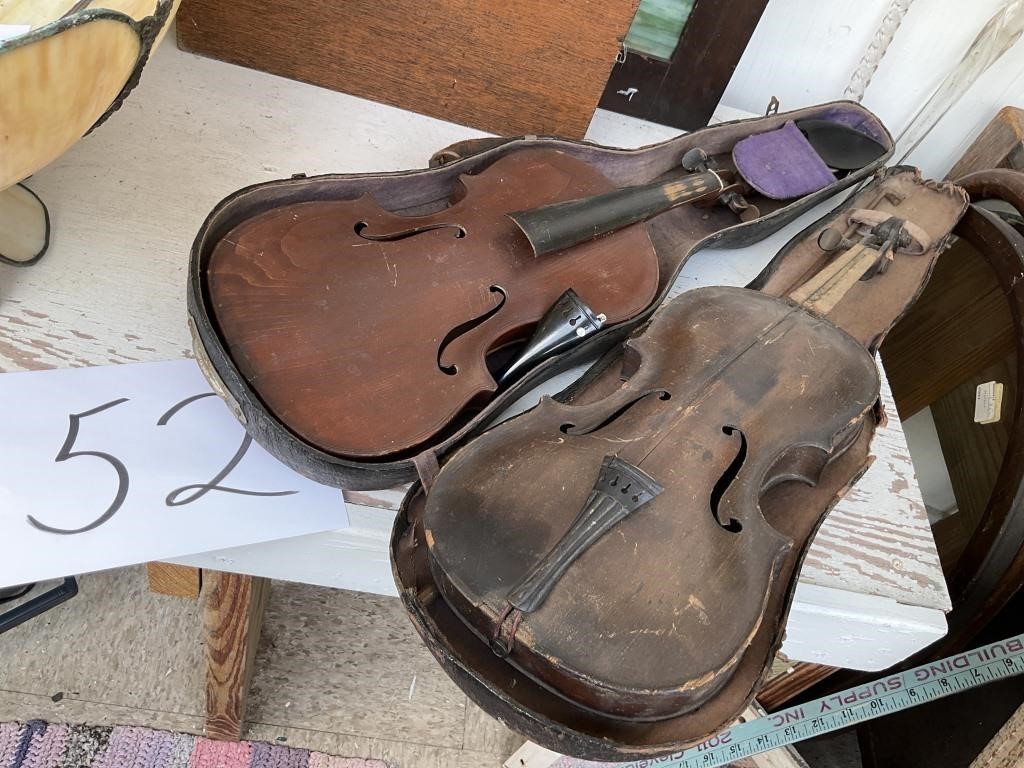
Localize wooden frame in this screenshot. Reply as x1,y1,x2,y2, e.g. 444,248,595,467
599,0,769,130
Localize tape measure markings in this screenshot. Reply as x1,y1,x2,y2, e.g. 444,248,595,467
647,632,1024,768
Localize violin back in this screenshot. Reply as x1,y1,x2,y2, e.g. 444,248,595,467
391,168,969,759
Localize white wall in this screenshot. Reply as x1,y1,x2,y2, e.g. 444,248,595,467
720,0,1024,176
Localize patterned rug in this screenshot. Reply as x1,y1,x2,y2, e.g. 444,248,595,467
0,722,388,768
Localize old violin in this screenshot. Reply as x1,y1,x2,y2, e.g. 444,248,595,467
402,168,968,758
423,218,921,716
205,118,885,461
207,148,661,459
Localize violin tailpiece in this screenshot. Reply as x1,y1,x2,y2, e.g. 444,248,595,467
498,289,606,385
505,455,663,615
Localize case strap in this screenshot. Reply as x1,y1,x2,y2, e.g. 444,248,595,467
412,450,441,493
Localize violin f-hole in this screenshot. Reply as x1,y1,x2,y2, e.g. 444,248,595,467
354,220,467,241
437,286,507,375
559,389,671,435
710,425,746,533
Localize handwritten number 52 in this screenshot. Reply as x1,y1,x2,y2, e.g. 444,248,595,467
26,394,297,535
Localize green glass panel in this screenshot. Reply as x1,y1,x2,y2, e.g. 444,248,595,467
623,0,696,61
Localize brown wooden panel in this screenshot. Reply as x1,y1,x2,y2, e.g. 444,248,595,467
931,510,973,574
176,0,640,138
949,106,1024,180
881,237,1014,418
146,562,201,599
203,571,269,741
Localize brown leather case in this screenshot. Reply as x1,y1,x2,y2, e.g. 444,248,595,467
803,170,1024,704
391,168,968,760
188,102,893,491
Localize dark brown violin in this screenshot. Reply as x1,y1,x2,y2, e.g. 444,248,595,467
422,234,907,716
396,169,969,758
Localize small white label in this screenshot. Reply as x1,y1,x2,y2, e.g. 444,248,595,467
975,380,1004,424
0,24,31,43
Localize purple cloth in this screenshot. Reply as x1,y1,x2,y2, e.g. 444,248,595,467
732,120,836,200
815,105,889,144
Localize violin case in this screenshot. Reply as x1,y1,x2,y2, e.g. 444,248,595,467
188,101,894,491
391,167,968,759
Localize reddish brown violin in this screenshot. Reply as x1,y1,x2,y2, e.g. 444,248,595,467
206,148,738,458
204,116,888,462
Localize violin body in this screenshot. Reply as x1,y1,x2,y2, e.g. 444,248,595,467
391,168,969,758
424,287,880,719
207,149,659,459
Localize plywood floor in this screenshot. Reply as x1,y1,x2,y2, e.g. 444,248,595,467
0,567,521,768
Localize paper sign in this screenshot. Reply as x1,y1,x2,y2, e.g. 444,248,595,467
0,359,347,588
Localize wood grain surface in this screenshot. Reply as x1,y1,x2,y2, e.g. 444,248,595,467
932,358,1016,564
147,562,201,598
798,373,949,611
423,286,882,719
757,661,837,712
949,106,1024,179
202,570,268,740
175,0,639,138
972,700,1024,768
206,148,659,459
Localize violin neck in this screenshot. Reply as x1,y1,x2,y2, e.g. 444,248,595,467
788,242,881,316
508,170,726,257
